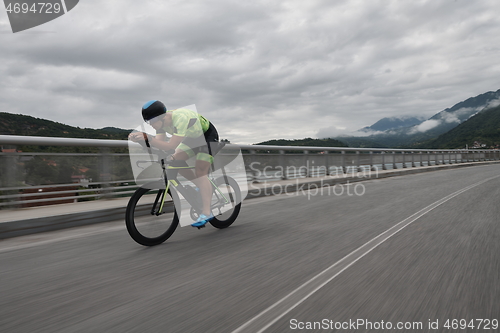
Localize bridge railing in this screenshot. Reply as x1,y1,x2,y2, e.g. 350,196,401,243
239,144,498,181
1,135,498,208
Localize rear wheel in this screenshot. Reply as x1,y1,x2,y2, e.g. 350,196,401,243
209,176,241,229
126,187,179,246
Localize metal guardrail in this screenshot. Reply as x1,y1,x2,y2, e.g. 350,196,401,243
1,134,498,208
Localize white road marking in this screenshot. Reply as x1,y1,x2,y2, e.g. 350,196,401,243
232,175,500,333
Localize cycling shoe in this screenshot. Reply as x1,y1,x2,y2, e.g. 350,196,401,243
191,214,214,229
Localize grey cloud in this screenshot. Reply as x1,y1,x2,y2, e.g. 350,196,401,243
1,0,500,143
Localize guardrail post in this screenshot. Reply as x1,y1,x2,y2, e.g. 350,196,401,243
100,147,112,198
324,151,330,176
304,150,310,177
381,151,387,170
419,151,423,166
248,149,258,182
1,145,19,208
369,151,375,171
279,150,287,180
411,151,416,168
402,152,407,168
356,151,361,172
435,152,440,165
392,151,397,169
341,151,346,174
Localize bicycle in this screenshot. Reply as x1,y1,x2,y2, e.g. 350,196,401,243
125,143,242,246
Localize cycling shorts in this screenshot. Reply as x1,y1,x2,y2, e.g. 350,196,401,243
176,122,219,163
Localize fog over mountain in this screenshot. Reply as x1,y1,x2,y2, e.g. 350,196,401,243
334,89,500,147
360,116,425,133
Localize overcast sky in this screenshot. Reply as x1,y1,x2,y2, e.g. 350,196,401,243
1,0,500,144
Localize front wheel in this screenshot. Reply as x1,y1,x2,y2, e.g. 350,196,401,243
126,187,179,246
209,176,242,229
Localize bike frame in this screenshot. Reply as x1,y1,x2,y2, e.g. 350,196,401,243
153,160,231,217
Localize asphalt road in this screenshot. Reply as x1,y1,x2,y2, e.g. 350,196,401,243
1,164,499,333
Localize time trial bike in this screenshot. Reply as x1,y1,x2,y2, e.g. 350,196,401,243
125,144,241,246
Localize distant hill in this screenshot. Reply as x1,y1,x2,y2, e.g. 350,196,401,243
256,137,348,149
0,112,131,140
332,137,388,148
415,104,500,149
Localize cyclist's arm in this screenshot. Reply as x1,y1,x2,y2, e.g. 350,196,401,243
155,133,167,142
150,134,184,151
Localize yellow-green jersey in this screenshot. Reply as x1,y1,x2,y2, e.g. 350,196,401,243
157,108,218,163
157,108,210,138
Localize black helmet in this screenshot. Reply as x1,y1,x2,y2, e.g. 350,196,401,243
142,100,166,121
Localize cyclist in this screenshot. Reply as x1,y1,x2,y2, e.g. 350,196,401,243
129,100,219,228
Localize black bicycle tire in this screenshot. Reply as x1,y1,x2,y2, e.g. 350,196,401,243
126,187,179,246
209,176,241,229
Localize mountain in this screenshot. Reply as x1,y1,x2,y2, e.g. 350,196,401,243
360,116,424,132
415,104,500,149
0,112,131,140
256,137,348,149
408,89,500,140
337,89,500,148
332,136,388,148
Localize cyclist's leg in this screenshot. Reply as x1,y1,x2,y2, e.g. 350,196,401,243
171,145,196,181
193,155,212,216
173,127,218,224
172,143,212,216
194,123,219,217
